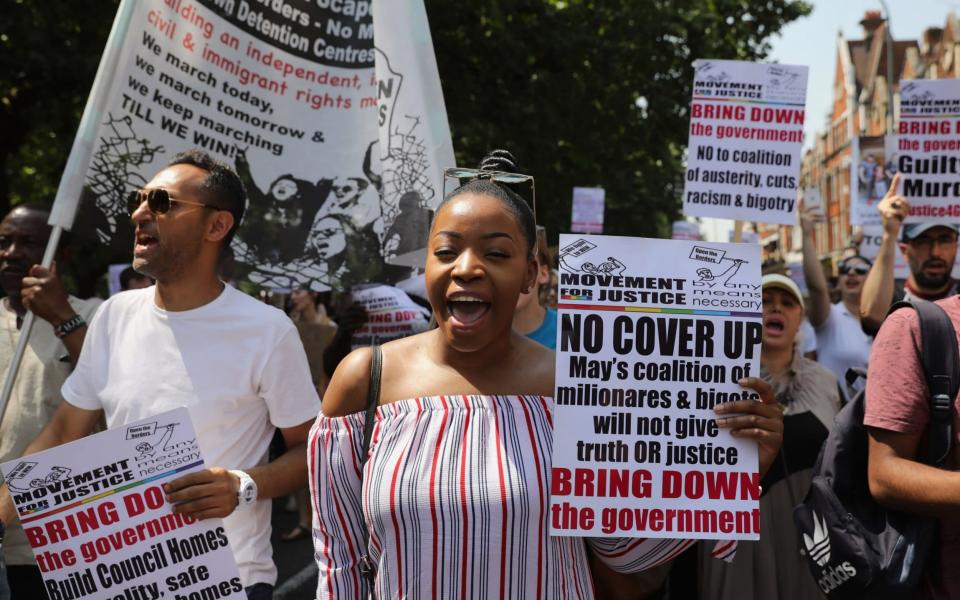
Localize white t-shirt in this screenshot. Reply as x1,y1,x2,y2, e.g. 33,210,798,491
62,285,320,587
799,318,817,355
814,302,873,395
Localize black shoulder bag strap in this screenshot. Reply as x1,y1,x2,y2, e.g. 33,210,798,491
888,299,958,466
358,345,382,594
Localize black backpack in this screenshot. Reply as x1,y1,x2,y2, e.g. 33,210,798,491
793,299,957,599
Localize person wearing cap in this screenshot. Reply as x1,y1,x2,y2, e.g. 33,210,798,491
860,173,960,336
698,274,841,600
800,204,874,396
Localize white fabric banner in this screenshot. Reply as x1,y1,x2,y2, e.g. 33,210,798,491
69,0,453,291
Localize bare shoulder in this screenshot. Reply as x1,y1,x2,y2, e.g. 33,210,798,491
321,346,374,417
515,334,556,396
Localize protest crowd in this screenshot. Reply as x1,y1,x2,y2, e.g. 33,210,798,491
1,2,960,600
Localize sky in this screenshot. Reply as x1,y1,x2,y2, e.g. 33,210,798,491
768,0,960,145
698,0,959,243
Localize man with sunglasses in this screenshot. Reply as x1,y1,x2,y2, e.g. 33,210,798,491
0,203,102,598
860,173,960,336
0,150,320,600
801,205,874,398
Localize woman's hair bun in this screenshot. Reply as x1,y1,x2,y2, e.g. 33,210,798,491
479,149,520,174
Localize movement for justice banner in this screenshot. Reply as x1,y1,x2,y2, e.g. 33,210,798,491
682,59,808,226
70,0,453,290
550,235,762,540
897,79,960,223
1,408,242,600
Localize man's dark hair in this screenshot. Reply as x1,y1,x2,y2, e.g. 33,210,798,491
168,150,246,247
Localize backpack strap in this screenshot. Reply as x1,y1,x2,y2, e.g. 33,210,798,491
357,345,382,588
887,299,958,466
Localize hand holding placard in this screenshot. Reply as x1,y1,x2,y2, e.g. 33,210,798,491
715,377,782,478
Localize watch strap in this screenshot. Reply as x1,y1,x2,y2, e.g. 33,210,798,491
229,469,257,509
54,314,86,339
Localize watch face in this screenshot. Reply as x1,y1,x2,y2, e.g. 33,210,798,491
242,485,256,503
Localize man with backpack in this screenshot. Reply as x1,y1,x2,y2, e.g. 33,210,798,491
865,296,960,599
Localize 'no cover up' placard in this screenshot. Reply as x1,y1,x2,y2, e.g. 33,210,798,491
682,59,808,226
897,79,960,223
1,408,243,600
551,235,762,540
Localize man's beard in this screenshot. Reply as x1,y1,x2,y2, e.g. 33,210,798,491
913,260,952,289
134,238,199,283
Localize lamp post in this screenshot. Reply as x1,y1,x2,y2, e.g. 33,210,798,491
878,0,896,134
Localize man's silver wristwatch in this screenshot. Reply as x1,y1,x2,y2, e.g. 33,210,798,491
229,470,258,509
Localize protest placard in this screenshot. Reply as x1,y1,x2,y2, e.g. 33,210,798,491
850,135,897,226
69,0,453,291
897,79,960,223
350,283,430,349
571,187,606,234
0,408,242,600
859,227,909,279
551,234,762,540
671,221,701,241
802,186,824,219
682,59,808,226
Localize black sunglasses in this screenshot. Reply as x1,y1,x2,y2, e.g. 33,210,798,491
443,167,536,215
838,263,870,276
126,188,213,217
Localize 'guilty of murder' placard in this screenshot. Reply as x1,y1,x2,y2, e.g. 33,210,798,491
551,234,762,540
897,79,960,223
1,408,242,600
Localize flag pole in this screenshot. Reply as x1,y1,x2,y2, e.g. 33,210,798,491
0,0,136,431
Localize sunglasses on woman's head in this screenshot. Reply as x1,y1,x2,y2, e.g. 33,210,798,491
838,263,870,276
443,167,536,215
126,188,213,217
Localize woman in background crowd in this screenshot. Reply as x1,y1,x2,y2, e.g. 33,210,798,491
281,287,337,541
309,150,784,599
698,274,841,600
800,204,872,396
513,226,557,348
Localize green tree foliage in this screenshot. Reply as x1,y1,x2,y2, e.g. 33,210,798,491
428,0,810,240
0,0,120,213
0,0,809,282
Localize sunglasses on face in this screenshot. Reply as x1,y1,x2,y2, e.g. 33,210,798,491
910,234,959,250
443,167,536,215
126,188,213,217
838,264,870,276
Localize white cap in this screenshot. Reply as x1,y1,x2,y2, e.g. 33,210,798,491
761,274,804,310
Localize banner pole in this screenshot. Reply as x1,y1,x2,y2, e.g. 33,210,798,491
0,0,135,433
733,220,744,243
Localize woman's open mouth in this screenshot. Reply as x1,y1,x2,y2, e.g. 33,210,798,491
447,294,491,328
764,316,786,338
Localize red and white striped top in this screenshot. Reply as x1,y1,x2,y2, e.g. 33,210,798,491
309,395,723,599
